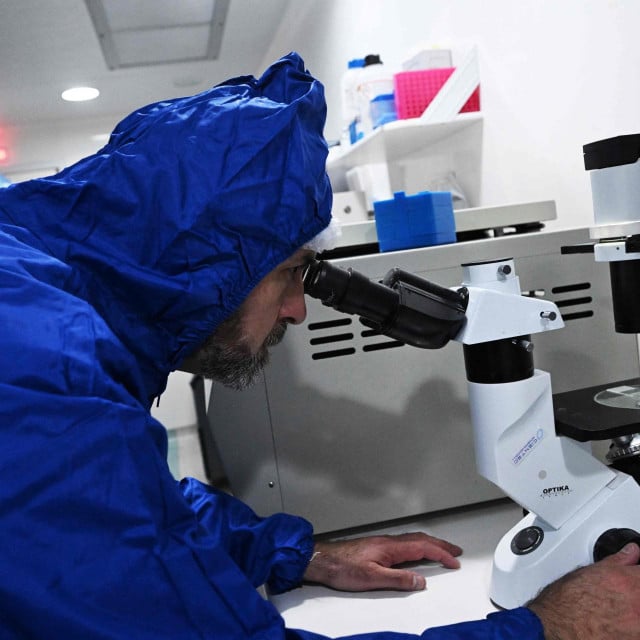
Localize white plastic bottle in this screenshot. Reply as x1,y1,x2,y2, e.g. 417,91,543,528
356,54,394,139
339,58,364,147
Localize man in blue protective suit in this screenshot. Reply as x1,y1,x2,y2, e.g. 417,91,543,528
0,52,638,639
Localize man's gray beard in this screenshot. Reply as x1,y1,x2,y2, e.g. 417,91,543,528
194,313,287,390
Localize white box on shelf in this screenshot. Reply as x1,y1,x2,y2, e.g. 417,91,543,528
402,48,452,70
346,163,393,212
331,190,370,222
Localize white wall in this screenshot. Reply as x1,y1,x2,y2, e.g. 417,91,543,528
1,116,118,182
262,0,640,231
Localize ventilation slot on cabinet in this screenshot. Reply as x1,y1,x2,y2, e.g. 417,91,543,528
551,282,594,322
310,333,354,346
305,316,407,360
312,348,357,360
308,318,357,360
552,282,591,294
362,341,405,352
308,318,353,331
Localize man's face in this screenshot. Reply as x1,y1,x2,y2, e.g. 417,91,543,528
180,249,315,389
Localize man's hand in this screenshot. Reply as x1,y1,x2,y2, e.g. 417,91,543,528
302,532,462,592
528,542,640,639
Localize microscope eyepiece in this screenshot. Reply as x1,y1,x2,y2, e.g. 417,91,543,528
303,258,400,324
303,259,468,349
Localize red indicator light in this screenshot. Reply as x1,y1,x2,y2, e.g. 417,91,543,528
0,147,7,163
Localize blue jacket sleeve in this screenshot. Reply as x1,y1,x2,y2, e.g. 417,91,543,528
420,608,544,639
179,476,315,593
285,608,543,640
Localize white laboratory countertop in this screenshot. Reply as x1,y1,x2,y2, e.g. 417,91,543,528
269,500,524,637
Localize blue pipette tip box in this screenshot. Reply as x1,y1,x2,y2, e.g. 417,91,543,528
373,190,456,252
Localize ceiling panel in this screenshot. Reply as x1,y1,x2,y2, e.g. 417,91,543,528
0,0,291,128
85,0,229,69
101,0,215,30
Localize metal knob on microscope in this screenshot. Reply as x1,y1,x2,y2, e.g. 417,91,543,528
512,338,534,353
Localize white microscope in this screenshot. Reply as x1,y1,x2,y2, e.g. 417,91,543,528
458,255,640,608
304,134,640,608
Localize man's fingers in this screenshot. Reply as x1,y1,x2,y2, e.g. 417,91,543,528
431,548,461,570
600,542,640,566
366,566,427,591
426,538,463,559
364,547,461,592
404,540,460,569
405,541,462,568
395,533,463,558
381,534,463,567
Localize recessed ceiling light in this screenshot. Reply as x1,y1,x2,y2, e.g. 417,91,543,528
61,87,100,102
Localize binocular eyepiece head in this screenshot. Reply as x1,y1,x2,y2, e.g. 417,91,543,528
303,259,467,349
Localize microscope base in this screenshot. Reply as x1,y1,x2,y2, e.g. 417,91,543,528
490,470,640,609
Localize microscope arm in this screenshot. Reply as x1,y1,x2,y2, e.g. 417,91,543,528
451,259,616,530
458,285,615,529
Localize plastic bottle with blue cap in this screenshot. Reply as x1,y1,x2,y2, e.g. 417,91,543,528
356,54,396,139
340,58,365,146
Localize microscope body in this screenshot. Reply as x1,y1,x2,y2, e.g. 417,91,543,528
455,257,640,607
455,137,640,606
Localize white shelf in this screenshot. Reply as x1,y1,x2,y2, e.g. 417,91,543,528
327,112,483,172
335,200,557,249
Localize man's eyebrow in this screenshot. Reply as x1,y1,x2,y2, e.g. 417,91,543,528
286,252,315,268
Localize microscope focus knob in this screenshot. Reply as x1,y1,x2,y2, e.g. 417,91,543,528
510,526,544,555
593,528,640,562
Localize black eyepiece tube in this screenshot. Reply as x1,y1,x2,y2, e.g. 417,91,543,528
303,260,468,349
303,259,400,327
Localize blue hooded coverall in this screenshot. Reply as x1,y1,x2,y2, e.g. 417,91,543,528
0,53,544,639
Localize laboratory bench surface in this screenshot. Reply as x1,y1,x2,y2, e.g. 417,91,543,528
269,499,525,637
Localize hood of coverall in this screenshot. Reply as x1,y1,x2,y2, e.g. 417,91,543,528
0,52,332,404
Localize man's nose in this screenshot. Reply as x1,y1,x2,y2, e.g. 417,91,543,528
281,280,307,325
